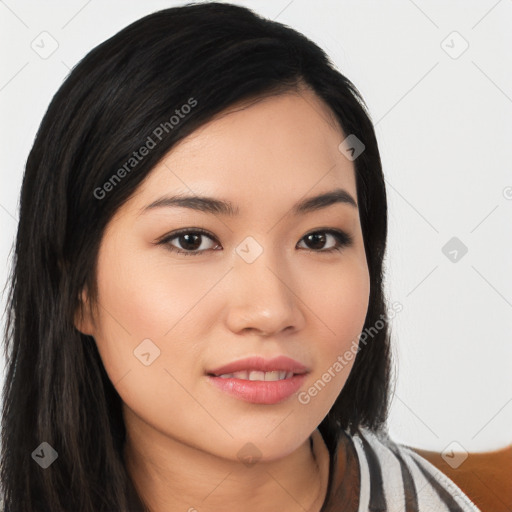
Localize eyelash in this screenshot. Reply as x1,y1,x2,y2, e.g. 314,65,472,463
156,227,353,256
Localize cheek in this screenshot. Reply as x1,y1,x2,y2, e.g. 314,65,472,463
303,250,370,347
95,231,220,334
91,238,212,387
296,252,370,409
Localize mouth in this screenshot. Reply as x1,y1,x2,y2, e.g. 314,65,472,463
206,356,309,404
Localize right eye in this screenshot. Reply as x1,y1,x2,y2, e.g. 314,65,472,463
157,228,221,256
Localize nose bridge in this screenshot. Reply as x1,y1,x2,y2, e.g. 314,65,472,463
225,234,304,335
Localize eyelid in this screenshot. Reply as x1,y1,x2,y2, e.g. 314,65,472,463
154,227,215,245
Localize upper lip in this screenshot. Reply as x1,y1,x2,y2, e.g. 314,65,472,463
207,356,309,376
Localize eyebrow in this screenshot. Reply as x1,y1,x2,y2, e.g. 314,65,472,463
139,187,358,217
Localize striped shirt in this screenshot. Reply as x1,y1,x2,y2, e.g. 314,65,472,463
324,426,482,512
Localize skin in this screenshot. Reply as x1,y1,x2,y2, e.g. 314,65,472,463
75,87,369,512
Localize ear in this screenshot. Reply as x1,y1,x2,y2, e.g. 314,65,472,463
74,286,95,336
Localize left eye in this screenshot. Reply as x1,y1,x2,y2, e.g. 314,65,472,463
157,228,353,256
297,230,353,253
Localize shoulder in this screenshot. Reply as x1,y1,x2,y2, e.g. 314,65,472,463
347,427,482,512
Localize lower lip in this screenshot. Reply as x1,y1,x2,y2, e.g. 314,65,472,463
207,374,308,404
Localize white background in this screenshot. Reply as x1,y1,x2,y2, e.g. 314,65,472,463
1,0,511,453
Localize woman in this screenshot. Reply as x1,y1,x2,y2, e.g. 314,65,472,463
0,3,481,511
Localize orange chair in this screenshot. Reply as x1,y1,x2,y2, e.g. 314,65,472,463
411,445,512,512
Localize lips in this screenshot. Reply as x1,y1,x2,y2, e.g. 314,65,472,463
206,356,310,404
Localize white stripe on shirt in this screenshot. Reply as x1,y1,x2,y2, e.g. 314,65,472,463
351,433,373,512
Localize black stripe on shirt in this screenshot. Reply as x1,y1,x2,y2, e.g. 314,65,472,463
385,441,420,512
358,429,387,512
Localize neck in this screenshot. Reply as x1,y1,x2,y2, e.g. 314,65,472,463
123,420,331,512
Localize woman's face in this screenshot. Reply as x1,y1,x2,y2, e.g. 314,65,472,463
76,89,370,462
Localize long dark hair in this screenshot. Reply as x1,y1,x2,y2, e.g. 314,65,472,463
1,2,390,510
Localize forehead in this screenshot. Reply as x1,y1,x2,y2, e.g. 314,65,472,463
125,90,357,217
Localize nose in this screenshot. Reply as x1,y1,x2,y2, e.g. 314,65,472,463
224,245,306,338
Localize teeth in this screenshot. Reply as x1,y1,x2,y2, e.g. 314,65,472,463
216,370,294,381
232,371,249,380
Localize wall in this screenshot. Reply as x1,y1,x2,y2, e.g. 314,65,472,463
0,0,511,454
